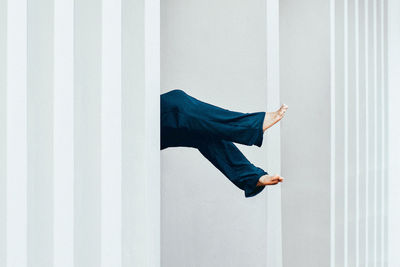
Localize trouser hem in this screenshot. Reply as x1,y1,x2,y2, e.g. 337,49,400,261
253,112,266,147
244,169,268,198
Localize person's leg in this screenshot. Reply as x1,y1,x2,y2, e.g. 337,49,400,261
195,137,268,198
161,115,283,197
161,89,266,147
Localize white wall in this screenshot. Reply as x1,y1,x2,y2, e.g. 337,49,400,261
160,0,281,266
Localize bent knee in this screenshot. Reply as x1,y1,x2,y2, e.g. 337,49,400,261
168,89,187,97
161,89,190,113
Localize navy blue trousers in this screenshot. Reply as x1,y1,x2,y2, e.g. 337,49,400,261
160,89,268,197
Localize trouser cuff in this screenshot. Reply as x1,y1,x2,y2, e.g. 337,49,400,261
253,112,266,147
244,169,268,198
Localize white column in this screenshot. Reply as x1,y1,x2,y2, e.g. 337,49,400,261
0,0,6,264
334,0,346,264
347,0,359,266
266,0,282,266
74,0,102,266
383,0,389,265
358,1,368,265
280,0,332,266
101,0,122,265
366,0,376,263
379,0,387,265
373,0,379,264
27,0,54,266
53,0,74,266
6,0,27,266
122,0,160,266
364,0,372,264
388,0,400,266
121,0,146,265
144,0,160,265
375,0,383,264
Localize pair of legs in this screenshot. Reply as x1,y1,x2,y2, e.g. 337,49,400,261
160,89,287,198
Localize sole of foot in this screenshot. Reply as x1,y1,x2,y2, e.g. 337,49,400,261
263,104,288,132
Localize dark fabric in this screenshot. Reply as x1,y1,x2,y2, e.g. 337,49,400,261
160,89,267,197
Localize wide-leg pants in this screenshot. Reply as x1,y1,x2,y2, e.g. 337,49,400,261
160,89,268,198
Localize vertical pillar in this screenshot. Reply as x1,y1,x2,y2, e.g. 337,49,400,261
366,0,375,263
266,0,283,266
358,0,368,265
0,0,6,264
0,0,7,266
383,0,388,265
121,0,145,265
74,0,101,266
122,0,160,266
53,0,74,266
347,0,359,266
144,0,160,264
101,0,122,266
335,0,346,265
379,0,387,265
375,0,383,264
27,0,54,266
280,0,332,266
388,0,400,266
6,0,28,265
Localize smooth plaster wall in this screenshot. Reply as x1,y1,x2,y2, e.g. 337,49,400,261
160,0,275,266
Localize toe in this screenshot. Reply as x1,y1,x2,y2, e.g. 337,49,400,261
279,104,288,115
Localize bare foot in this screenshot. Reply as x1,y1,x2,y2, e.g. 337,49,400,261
263,104,288,132
256,174,284,186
